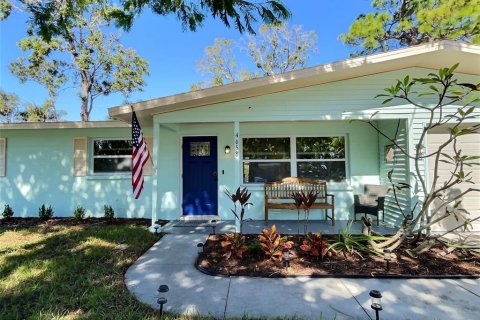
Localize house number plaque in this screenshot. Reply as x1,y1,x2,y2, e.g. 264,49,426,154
234,132,240,159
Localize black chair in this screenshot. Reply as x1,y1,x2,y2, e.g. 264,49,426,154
354,184,388,226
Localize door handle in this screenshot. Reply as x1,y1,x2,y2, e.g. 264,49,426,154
213,171,218,181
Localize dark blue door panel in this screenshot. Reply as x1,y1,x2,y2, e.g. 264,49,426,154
182,136,218,215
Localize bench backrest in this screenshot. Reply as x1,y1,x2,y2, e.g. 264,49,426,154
264,177,327,199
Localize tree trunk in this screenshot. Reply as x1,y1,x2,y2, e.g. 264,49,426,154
80,81,90,121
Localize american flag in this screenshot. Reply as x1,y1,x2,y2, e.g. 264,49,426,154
132,111,150,199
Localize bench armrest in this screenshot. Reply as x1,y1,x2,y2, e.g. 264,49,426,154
326,194,335,203
354,194,361,205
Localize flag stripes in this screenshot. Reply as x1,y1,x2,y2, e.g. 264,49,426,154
132,111,150,199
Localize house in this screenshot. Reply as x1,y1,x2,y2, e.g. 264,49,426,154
1,41,479,232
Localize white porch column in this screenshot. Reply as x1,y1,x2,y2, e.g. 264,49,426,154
151,122,160,227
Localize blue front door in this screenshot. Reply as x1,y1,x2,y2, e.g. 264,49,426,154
182,136,218,216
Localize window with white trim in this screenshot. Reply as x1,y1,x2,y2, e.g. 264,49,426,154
92,139,132,173
242,136,346,183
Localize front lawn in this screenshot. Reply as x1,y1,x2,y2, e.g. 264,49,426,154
0,219,162,319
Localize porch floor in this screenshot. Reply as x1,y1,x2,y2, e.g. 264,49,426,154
161,219,397,235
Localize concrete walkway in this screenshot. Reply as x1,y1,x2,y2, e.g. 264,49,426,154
125,234,480,320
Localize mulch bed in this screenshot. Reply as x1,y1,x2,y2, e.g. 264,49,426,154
0,217,169,230
198,234,480,277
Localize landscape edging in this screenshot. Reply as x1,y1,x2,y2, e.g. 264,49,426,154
195,256,479,279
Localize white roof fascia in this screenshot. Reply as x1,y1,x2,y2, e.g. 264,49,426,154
108,41,480,125
0,121,131,130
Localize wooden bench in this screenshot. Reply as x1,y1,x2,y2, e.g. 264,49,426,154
264,177,335,226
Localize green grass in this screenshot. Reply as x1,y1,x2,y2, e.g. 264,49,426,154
0,223,164,320
0,222,340,320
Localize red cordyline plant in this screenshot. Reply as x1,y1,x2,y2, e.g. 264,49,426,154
258,224,293,261
300,232,330,259
221,233,248,260
292,190,318,236
225,187,252,234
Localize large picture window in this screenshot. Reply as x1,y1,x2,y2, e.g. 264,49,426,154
242,136,346,183
296,137,346,181
92,139,132,173
243,138,291,183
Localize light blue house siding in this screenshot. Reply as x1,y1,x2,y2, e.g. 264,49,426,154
1,67,477,224
153,121,381,222
150,67,478,224
0,126,152,218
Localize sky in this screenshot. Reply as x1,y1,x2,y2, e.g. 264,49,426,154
0,1,373,121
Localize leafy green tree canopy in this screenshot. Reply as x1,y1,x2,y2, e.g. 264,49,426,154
1,1,290,38
192,38,252,89
16,99,65,122
127,0,291,34
247,23,317,76
0,89,19,122
0,88,64,123
9,1,149,121
3,1,290,121
0,0,12,20
341,0,480,55
192,23,317,89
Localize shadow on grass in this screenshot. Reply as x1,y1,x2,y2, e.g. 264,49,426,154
0,224,163,320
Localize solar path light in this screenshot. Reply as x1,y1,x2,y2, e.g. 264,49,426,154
197,242,204,255
157,284,169,317
369,290,383,320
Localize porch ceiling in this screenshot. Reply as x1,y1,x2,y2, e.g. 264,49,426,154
109,41,480,126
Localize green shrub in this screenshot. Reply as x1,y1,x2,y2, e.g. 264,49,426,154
73,205,86,220
38,205,54,220
247,238,262,254
328,220,387,259
104,205,114,219
2,204,14,219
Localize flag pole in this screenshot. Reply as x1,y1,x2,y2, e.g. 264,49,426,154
131,105,155,169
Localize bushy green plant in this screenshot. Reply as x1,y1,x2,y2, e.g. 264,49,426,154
258,224,293,261
73,205,86,220
247,238,263,254
2,204,14,219
328,221,386,259
104,205,114,219
443,234,480,256
38,204,54,220
221,233,248,260
300,232,330,258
